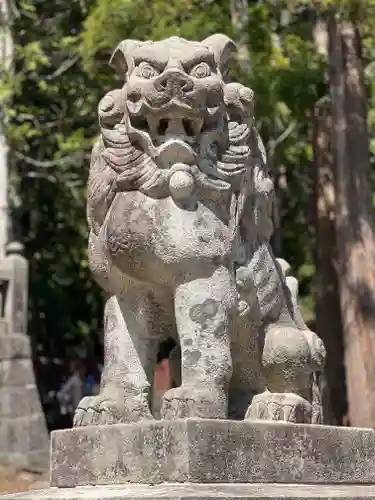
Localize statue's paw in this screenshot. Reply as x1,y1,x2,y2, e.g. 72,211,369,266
161,385,227,420
245,391,312,424
73,391,154,427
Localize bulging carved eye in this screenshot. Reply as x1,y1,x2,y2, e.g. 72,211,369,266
138,62,159,79
190,62,211,79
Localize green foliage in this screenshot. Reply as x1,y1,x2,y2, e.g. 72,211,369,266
243,3,326,295
81,0,147,73
81,0,232,75
9,0,233,357
6,0,375,356
9,0,102,357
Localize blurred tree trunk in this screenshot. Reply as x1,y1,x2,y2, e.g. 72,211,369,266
328,14,375,427
0,0,13,257
312,96,346,425
230,0,250,74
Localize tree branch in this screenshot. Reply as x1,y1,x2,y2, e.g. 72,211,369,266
14,151,81,168
45,54,80,80
25,171,57,182
267,120,297,158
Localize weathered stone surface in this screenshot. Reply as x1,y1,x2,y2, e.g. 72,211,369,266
0,250,49,470
0,449,49,472
51,419,375,487
0,414,48,453
3,483,375,500
1,246,29,335
0,319,8,336
74,33,327,428
0,354,49,469
0,385,44,416
0,358,35,386
0,333,31,359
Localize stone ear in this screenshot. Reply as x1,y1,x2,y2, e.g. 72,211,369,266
109,39,144,77
202,34,237,76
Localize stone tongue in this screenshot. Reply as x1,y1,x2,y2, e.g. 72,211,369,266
155,139,196,169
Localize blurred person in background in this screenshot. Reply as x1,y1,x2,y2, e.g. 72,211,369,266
57,358,86,427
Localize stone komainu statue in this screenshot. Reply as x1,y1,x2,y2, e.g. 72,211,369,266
74,34,326,426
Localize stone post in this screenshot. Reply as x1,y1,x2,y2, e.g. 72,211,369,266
0,242,49,470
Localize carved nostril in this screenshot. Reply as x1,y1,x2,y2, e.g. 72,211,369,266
181,81,193,93
155,75,168,91
159,79,168,90
127,90,142,102
155,72,193,93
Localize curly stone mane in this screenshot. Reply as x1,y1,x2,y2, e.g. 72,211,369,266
87,82,274,253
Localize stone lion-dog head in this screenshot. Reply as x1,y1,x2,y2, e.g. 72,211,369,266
88,35,272,255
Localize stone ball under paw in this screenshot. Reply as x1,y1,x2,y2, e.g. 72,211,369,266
169,170,195,200
262,325,312,393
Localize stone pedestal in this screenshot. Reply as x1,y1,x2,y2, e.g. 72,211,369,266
2,419,375,500
50,419,375,486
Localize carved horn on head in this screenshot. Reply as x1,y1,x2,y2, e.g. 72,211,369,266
109,39,144,77
202,33,237,77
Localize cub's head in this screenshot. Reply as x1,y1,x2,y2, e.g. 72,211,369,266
109,35,236,157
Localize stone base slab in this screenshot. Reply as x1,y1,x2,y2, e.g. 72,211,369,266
51,419,375,487
3,484,375,500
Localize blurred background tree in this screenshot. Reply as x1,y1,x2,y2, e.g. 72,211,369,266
4,0,375,427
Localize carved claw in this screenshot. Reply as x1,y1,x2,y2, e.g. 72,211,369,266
245,391,312,424
161,385,227,420
73,391,154,427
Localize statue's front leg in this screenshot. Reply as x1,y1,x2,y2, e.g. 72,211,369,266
161,266,236,419
74,292,157,426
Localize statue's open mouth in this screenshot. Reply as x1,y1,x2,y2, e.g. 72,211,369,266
130,115,201,138
128,114,219,147
126,99,223,147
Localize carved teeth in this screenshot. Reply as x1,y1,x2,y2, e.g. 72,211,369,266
146,116,158,137
206,106,220,117
143,116,205,139
192,118,204,137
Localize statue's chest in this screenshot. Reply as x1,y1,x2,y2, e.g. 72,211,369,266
105,192,234,268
